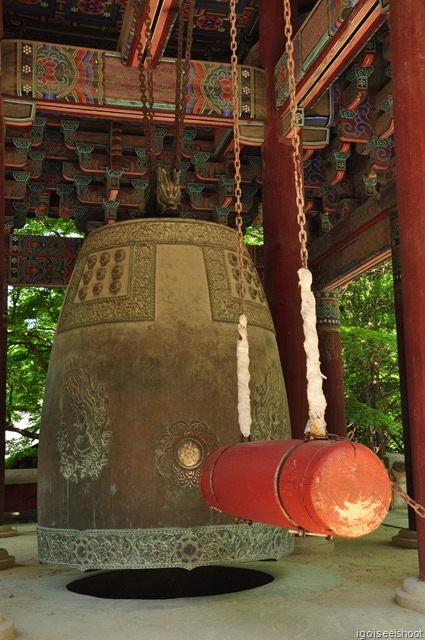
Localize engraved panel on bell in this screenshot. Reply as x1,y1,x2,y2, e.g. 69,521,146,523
225,250,267,306
203,245,274,331
74,247,130,304
58,240,156,332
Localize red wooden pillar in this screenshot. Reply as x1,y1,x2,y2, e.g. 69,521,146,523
390,215,416,536
391,0,425,580
0,94,6,526
259,0,309,439
1,14,18,558
315,291,347,437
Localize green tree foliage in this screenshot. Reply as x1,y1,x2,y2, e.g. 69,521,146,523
6,286,65,456
340,261,403,456
244,224,264,245
4,218,82,460
15,216,80,238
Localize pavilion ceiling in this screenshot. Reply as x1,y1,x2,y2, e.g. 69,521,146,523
1,0,396,290
2,1,316,58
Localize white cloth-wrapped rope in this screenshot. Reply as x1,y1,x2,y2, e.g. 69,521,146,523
237,313,252,438
298,268,327,437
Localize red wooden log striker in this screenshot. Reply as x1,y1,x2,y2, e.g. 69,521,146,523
199,439,392,538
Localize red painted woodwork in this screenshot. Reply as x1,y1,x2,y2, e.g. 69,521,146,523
200,439,391,538
318,330,347,437
391,253,415,531
0,12,7,522
4,484,37,514
277,0,385,118
128,0,178,68
259,0,309,439
391,0,425,580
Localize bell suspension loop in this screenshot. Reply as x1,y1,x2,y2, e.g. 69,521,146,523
136,0,195,215
282,0,327,438
135,0,157,212
157,0,196,207
229,0,252,440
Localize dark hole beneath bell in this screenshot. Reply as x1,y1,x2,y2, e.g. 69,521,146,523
67,566,274,600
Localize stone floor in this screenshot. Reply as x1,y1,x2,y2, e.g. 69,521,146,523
0,511,424,640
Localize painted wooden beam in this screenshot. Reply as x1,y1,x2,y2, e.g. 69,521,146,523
309,197,394,289
0,96,6,525
5,235,83,287
276,0,387,124
1,41,266,128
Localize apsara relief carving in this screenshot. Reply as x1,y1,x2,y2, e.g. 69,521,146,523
56,358,112,482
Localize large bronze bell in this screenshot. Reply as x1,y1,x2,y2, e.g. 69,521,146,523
37,218,293,570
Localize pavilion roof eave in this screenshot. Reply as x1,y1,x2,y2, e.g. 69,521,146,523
276,0,387,122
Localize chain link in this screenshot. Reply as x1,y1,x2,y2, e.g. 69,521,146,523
282,0,308,269
135,0,195,200
135,0,156,204
391,482,425,519
229,0,245,316
173,0,195,174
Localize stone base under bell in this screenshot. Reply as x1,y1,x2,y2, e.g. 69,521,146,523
395,576,425,613
0,526,17,540
38,523,294,571
0,613,14,640
0,549,15,571
392,528,418,549
292,535,335,556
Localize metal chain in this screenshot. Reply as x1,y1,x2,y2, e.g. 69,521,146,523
391,482,425,519
282,0,308,269
229,0,245,316
174,0,185,165
135,0,157,202
173,0,196,174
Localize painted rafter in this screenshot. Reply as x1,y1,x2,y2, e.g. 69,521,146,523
125,0,179,68
277,0,386,122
